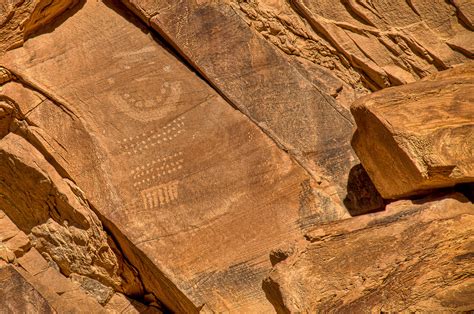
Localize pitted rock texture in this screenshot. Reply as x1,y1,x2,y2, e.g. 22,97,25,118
0,133,143,295
265,194,474,313
233,0,473,89
1,210,108,313
352,63,474,199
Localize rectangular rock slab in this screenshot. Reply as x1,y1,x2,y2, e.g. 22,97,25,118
351,63,474,199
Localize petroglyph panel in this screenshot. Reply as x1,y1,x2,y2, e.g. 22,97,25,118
141,180,179,209
118,117,185,155
120,81,182,110
0,1,349,311
121,78,182,111
132,152,184,190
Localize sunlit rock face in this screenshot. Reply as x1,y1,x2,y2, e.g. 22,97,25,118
0,0,472,312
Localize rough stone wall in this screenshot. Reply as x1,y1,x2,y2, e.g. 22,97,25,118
0,0,472,312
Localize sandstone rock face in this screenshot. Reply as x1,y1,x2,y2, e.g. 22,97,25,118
1,0,349,312
287,0,473,86
0,191,158,312
352,63,474,199
0,209,108,313
123,0,357,195
0,266,55,313
265,194,474,312
0,0,473,312
123,0,474,200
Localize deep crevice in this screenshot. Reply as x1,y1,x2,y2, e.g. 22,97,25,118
86,201,171,313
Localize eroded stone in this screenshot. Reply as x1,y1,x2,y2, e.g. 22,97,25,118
265,194,474,312
351,63,474,198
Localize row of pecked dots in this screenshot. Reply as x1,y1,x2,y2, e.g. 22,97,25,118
132,161,184,188
131,151,185,178
119,117,186,154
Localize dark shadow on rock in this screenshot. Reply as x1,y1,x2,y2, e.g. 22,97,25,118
410,187,472,205
455,182,474,203
344,164,385,216
102,0,151,36
262,278,290,314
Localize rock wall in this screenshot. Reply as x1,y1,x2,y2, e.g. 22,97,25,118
0,0,473,312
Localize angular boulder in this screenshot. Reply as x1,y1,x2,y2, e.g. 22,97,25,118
0,133,142,295
351,64,474,199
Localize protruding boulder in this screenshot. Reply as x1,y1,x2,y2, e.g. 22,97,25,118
351,64,474,199
0,133,142,295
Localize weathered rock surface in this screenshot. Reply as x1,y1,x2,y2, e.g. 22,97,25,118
352,63,474,199
265,193,474,312
15,248,107,313
0,132,142,295
0,0,473,312
237,0,474,89
1,0,349,312
0,266,55,313
0,0,79,53
105,292,161,313
1,201,158,312
1,209,107,313
122,0,357,196
122,0,474,200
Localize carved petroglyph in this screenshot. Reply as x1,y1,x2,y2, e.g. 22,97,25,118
134,153,184,209
120,81,182,110
141,180,179,209
132,152,184,190
119,117,187,210
119,117,185,155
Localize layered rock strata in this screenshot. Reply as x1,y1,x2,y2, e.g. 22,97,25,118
0,0,79,53
0,0,472,312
